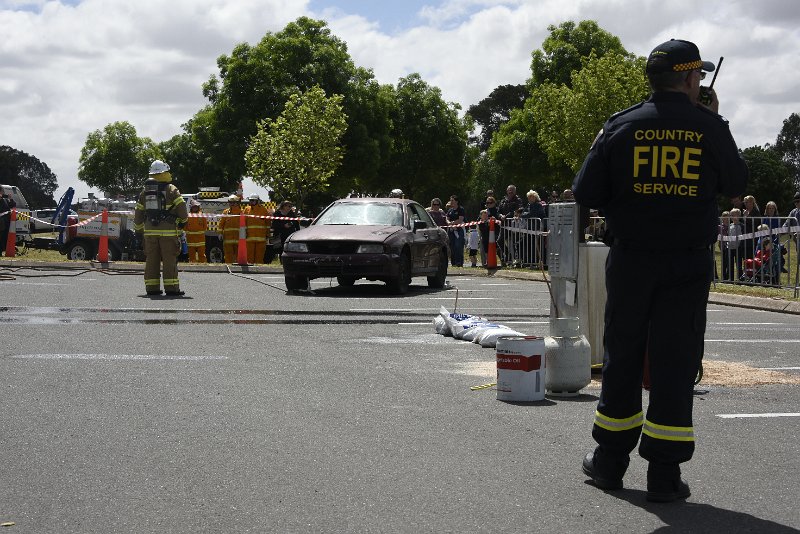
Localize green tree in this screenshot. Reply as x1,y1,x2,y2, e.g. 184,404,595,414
78,121,160,197
335,69,396,197
0,146,58,208
531,51,649,173
530,20,628,88
740,145,794,211
466,84,528,153
245,86,347,211
193,17,391,191
158,125,221,194
488,105,567,190
487,20,632,193
774,112,800,190
384,74,470,202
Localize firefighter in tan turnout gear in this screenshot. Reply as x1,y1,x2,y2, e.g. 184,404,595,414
134,160,189,296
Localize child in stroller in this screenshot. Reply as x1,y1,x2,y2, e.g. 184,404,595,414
741,237,779,285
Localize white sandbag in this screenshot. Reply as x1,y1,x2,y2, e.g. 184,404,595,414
470,323,505,344
438,306,477,337
462,322,498,342
433,315,449,335
452,316,488,340
477,327,526,348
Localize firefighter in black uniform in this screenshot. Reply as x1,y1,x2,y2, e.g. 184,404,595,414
573,40,748,502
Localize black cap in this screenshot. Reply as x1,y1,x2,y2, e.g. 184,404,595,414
793,191,800,201
646,39,715,74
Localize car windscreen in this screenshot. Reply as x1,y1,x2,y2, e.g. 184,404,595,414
315,202,404,226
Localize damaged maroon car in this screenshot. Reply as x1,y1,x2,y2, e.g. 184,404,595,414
281,197,449,293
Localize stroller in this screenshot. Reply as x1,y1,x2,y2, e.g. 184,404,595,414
740,237,782,285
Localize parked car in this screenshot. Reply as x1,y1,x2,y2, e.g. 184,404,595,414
29,209,76,233
281,197,449,293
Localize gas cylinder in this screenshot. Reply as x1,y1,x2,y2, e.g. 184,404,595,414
545,317,591,397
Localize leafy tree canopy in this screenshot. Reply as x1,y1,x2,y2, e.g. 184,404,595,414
531,51,649,173
740,145,794,212
529,20,629,88
78,121,160,197
245,86,347,211
193,17,359,183
384,73,470,203
158,125,222,194
774,112,800,190
484,20,633,196
466,84,528,153
0,146,58,209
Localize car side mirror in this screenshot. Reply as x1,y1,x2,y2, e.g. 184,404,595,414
413,220,427,232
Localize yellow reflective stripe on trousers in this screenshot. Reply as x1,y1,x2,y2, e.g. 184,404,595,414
162,278,179,286
145,278,161,288
594,410,644,432
642,419,695,442
144,229,180,237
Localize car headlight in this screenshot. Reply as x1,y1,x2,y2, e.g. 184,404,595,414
284,241,308,253
356,244,384,254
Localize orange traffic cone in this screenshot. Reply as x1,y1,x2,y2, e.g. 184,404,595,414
486,217,497,269
97,209,109,262
4,208,16,257
237,211,248,265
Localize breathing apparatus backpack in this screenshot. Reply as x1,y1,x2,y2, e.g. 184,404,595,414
143,179,171,225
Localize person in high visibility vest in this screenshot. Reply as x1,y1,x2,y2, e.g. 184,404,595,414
243,194,271,264
218,195,243,264
184,199,207,263
133,160,189,296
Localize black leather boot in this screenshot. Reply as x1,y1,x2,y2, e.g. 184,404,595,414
582,448,628,490
647,463,691,502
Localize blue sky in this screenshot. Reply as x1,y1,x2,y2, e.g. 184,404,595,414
1,0,799,201
308,0,432,33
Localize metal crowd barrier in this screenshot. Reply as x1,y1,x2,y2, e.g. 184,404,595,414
716,215,800,295
495,217,547,268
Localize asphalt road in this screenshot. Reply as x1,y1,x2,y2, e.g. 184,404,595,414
1,265,798,533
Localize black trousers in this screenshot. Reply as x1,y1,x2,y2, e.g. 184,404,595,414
593,245,712,466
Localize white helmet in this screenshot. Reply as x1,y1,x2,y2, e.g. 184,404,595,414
248,194,261,202
149,160,170,175
390,188,403,198
227,195,240,202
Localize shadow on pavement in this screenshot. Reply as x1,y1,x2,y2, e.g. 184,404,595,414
611,489,800,533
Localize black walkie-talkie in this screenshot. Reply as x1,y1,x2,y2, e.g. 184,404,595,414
699,56,723,105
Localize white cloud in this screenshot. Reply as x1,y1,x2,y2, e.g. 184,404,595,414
1,0,798,203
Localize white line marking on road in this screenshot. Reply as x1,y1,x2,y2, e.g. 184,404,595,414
759,367,800,370
705,340,800,343
14,354,227,361
431,297,495,300
717,413,800,419
710,323,792,326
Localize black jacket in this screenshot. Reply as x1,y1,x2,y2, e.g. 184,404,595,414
572,91,748,249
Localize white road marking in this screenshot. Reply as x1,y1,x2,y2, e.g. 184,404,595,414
705,340,800,343
711,322,793,326
759,367,800,370
14,353,227,361
431,297,495,300
717,413,800,419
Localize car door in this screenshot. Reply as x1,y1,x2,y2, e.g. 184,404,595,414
407,203,438,270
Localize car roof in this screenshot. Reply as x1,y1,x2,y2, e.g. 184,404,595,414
333,197,417,205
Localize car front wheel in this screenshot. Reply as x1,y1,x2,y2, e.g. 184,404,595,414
285,275,309,291
388,251,411,295
427,250,448,288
